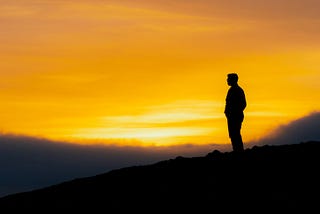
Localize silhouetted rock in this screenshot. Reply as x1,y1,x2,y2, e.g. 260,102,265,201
205,149,222,158
0,141,319,213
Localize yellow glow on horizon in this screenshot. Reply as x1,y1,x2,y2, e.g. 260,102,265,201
65,101,222,146
70,127,215,146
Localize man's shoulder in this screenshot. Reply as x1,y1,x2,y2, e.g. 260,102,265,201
236,85,245,92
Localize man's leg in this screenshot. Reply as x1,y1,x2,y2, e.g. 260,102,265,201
231,135,244,152
228,119,244,152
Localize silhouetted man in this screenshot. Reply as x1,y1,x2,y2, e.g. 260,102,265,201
224,73,246,152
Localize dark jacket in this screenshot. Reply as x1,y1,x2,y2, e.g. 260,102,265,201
224,84,246,119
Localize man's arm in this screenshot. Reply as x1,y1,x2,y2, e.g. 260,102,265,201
241,89,246,111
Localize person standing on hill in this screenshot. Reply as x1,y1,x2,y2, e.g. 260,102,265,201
224,73,247,152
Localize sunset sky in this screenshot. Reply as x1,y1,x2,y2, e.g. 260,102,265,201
1,0,320,147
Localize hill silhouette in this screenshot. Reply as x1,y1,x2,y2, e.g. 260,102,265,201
0,141,319,213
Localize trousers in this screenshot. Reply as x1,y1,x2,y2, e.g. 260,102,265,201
227,115,244,152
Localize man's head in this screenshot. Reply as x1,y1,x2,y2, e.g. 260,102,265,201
227,73,238,86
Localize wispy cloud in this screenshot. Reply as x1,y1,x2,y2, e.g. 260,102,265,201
248,111,320,146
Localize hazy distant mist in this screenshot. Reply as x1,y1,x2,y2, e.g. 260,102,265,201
249,111,320,146
0,134,219,197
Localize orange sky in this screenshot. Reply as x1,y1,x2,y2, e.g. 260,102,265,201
1,0,320,146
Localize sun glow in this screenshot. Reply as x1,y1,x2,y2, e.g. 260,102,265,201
53,101,225,146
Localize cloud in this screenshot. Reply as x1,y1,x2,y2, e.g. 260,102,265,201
0,134,220,197
249,111,320,146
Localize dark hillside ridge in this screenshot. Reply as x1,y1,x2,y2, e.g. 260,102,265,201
1,141,319,213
